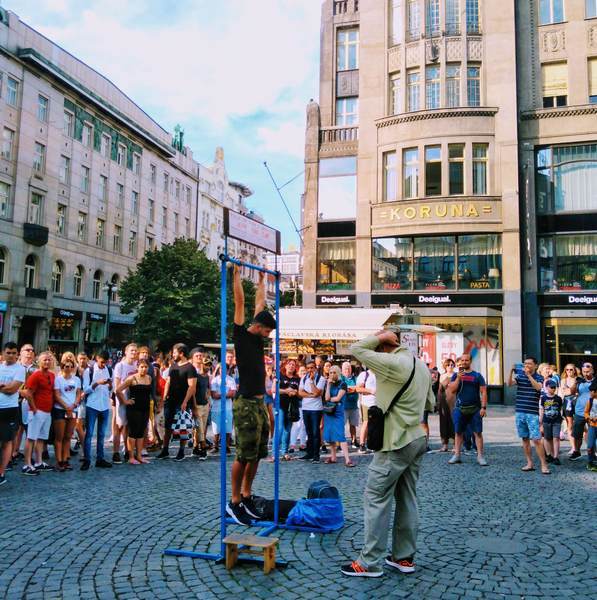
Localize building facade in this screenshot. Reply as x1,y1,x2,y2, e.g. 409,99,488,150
303,0,522,399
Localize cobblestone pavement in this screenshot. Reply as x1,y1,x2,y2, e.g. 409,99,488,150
0,407,595,600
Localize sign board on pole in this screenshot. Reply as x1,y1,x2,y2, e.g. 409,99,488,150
224,208,281,254
400,331,419,356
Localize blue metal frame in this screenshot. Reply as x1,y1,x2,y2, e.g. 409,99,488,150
164,244,333,566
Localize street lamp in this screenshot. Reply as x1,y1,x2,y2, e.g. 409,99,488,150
103,280,118,349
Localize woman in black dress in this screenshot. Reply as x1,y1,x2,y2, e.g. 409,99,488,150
116,359,152,464
438,358,456,452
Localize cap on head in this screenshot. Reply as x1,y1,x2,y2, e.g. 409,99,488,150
545,379,557,389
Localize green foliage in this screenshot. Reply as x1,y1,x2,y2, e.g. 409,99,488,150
280,288,302,307
118,238,220,350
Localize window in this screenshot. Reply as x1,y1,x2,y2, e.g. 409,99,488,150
539,234,597,292
128,230,137,257
146,236,155,251
373,237,413,290
59,155,70,184
0,182,10,219
466,0,480,33
148,198,155,223
383,152,397,202
28,193,44,225
77,165,88,193
536,144,597,214
542,62,567,107
539,0,564,25
407,70,420,111
318,156,357,220
56,204,67,236
113,224,122,253
467,66,481,106
96,218,105,248
589,58,597,104
74,265,84,297
131,190,139,215
0,248,5,284
426,67,440,109
407,0,420,41
317,240,356,290
425,0,440,37
337,28,359,71
446,0,461,35
446,64,461,108
163,172,169,193
449,144,464,195
2,127,14,159
99,175,108,202
37,95,49,122
458,235,502,289
472,143,488,195
415,236,455,290
92,270,102,300
335,97,359,125
63,110,73,137
162,206,168,228
175,180,181,199
390,73,401,115
6,77,18,107
174,212,179,235
117,144,126,167
117,183,124,208
110,274,119,302
101,134,111,158
588,0,597,18
185,217,190,237
186,186,192,207
33,142,45,173
52,261,64,294
132,153,140,175
425,146,442,196
77,212,87,242
403,148,419,198
150,164,156,184
24,255,36,289
390,0,403,46
82,123,92,147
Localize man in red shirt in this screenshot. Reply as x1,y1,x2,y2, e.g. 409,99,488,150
22,351,55,474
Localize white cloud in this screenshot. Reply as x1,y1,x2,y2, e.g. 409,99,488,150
256,122,305,159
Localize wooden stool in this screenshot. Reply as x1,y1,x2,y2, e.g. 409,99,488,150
223,533,279,574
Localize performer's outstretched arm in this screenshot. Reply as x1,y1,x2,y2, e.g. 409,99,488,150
233,264,244,326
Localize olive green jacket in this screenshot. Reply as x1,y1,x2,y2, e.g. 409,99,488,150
351,335,436,451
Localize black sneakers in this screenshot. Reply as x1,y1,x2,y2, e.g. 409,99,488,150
226,501,253,526
241,495,262,520
174,448,185,462
156,449,170,459
112,452,123,465
569,451,581,461
80,460,90,471
96,459,112,469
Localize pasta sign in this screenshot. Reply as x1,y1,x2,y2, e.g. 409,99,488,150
224,208,281,254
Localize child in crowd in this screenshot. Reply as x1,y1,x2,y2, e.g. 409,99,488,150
539,379,563,465
585,381,597,472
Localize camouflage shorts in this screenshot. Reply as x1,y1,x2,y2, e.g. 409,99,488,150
233,395,269,463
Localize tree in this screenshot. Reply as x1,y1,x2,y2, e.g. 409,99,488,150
119,238,220,350
280,288,302,307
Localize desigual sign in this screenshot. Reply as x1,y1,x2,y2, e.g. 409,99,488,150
539,293,597,307
372,199,501,229
316,294,356,306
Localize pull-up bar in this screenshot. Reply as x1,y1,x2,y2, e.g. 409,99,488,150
219,254,280,278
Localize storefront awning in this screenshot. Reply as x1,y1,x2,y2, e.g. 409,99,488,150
273,308,403,341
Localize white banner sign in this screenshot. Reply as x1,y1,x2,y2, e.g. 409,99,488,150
224,208,280,254
400,332,419,356
436,332,464,365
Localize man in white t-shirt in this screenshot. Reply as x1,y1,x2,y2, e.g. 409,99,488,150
112,343,138,464
356,366,377,454
0,342,27,485
210,371,236,454
299,360,326,463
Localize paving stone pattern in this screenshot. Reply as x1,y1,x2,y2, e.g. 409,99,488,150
0,408,595,599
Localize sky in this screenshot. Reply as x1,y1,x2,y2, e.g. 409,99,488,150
4,0,323,251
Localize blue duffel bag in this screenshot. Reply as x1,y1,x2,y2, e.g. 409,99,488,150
285,497,344,531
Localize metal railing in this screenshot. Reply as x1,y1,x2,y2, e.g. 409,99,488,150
319,126,359,144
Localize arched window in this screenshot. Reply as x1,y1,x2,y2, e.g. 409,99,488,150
24,255,37,289
110,273,119,302
92,269,102,300
0,248,6,285
74,265,84,297
52,261,64,294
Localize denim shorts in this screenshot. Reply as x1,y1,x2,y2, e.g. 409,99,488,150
452,407,483,434
542,420,561,440
515,412,541,440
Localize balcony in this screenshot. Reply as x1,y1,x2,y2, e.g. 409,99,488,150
23,223,49,246
25,287,47,300
319,125,359,157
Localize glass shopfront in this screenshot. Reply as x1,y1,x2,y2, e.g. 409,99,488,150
543,318,597,372
372,234,502,291
317,240,356,291
85,312,106,348
48,309,82,355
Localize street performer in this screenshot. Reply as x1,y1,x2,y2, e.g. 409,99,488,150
226,264,277,525
342,328,435,578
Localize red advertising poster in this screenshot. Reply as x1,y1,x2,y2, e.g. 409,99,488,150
420,334,436,368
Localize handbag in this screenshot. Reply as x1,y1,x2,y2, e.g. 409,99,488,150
172,408,194,441
288,397,300,422
367,357,416,452
322,401,337,416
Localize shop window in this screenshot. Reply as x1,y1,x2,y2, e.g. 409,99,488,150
458,235,502,290
539,0,564,25
337,28,359,71
448,144,464,195
372,237,412,290
0,247,7,284
472,144,488,195
414,236,455,290
73,265,84,297
542,62,567,108
317,240,355,291
403,147,419,198
318,156,357,220
24,255,37,289
92,270,102,300
425,146,442,196
543,319,597,374
539,234,597,292
49,312,80,343
383,151,397,202
52,261,64,294
536,144,597,214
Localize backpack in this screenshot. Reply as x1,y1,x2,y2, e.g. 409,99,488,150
307,479,340,500
301,373,322,390
87,364,113,384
